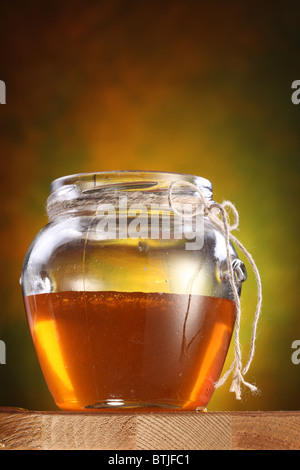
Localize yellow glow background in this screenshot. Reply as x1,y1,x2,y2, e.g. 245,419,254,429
0,0,299,411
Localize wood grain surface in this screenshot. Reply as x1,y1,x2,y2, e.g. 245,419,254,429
0,409,299,450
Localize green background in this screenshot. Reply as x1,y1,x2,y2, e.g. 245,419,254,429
0,0,299,411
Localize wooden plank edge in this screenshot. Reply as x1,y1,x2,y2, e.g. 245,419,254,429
231,411,300,450
0,409,299,450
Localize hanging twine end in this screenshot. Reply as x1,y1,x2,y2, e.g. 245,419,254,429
229,373,260,401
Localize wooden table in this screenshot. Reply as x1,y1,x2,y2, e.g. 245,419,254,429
0,408,299,450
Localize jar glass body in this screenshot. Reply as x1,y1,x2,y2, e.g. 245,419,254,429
21,171,246,411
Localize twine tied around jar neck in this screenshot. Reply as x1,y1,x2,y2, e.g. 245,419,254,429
168,180,262,401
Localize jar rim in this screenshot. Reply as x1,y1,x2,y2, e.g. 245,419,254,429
47,170,213,221
50,170,212,194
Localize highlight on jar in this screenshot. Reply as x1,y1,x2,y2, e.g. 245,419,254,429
20,171,262,412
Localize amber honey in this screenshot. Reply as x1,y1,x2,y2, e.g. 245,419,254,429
24,291,235,411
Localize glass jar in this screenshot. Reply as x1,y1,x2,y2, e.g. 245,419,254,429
21,171,247,412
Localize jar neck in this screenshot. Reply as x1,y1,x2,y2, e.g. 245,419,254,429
46,171,213,221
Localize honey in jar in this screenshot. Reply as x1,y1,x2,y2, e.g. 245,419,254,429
21,171,246,411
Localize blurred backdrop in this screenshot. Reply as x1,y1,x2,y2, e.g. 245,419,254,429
0,0,299,411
